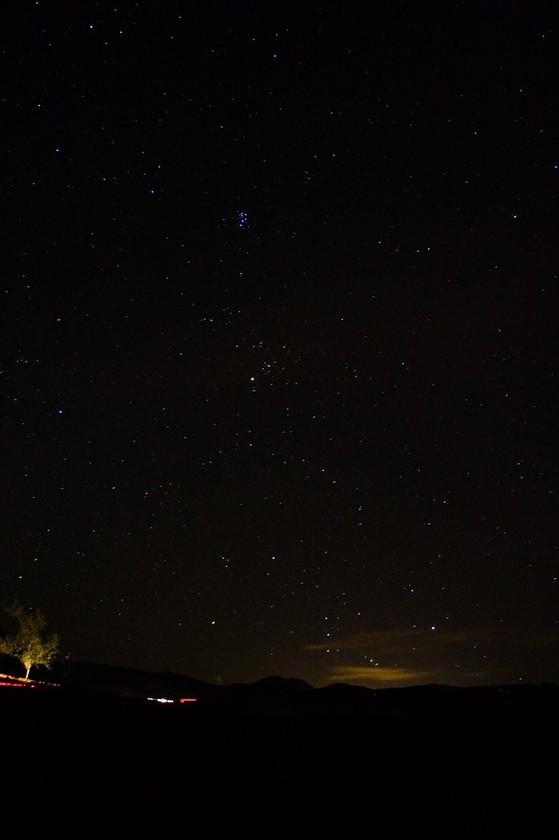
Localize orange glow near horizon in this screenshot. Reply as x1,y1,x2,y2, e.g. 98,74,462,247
327,665,437,685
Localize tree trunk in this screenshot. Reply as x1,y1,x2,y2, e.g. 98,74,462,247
25,665,31,681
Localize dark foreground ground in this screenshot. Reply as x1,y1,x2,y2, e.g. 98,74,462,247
1,683,557,826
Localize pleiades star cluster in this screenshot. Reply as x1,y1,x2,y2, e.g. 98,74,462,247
2,1,558,687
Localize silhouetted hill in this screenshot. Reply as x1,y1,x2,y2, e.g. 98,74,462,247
59,661,316,709
47,660,559,720
63,660,219,701
224,674,312,696
249,675,313,692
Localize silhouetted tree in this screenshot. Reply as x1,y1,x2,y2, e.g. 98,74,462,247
0,602,59,680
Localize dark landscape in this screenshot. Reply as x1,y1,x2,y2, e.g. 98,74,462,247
2,661,557,819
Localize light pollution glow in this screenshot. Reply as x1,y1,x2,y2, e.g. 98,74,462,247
327,666,437,685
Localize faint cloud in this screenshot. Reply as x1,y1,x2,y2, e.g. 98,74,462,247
327,665,437,685
305,627,455,652
305,624,553,654
307,623,559,687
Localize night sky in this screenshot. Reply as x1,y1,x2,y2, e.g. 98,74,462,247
3,1,559,688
